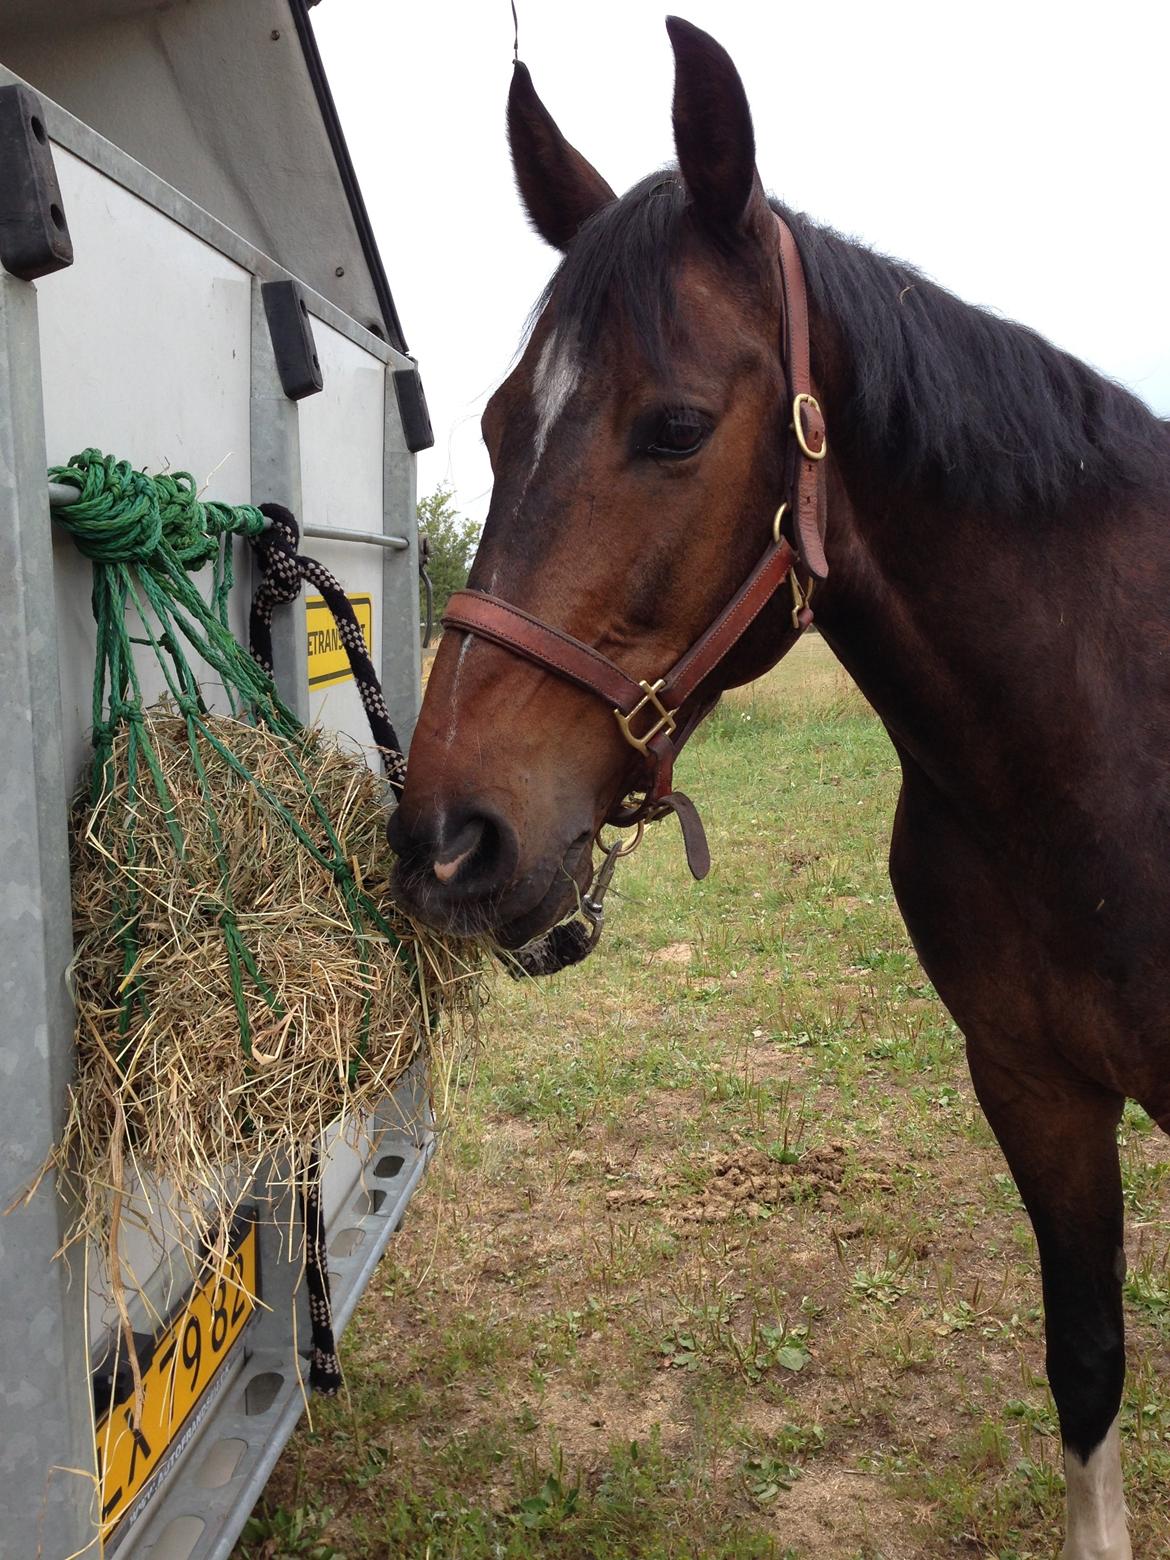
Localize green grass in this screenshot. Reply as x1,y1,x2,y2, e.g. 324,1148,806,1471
233,637,1170,1560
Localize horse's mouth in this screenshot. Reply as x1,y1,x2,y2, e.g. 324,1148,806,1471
392,828,594,949
494,856,592,952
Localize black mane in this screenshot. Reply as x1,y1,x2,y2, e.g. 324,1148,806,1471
540,173,1166,517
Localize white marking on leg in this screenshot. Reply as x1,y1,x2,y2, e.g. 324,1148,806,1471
1061,1419,1131,1560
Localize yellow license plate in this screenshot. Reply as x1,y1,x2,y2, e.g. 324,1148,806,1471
96,1217,259,1539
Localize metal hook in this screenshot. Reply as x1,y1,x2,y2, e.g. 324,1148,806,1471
580,823,644,947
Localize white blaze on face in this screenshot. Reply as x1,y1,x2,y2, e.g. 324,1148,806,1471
532,331,581,467
443,331,581,754
1061,1419,1132,1560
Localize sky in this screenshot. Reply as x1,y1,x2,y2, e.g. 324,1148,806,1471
312,0,1170,524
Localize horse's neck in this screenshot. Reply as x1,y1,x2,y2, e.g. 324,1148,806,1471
812,465,1154,817
801,293,1170,812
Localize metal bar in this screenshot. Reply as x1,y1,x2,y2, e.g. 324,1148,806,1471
0,271,95,1560
302,522,408,551
50,485,409,553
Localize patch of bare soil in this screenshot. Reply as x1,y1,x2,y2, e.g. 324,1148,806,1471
769,1467,930,1559
530,1370,693,1465
647,940,694,965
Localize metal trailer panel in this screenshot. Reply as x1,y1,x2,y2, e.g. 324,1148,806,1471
301,317,388,757
36,149,263,1356
0,267,97,1560
0,66,428,1560
41,146,255,818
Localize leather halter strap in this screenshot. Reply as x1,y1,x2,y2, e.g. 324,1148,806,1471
441,536,800,737
776,216,829,579
441,214,827,880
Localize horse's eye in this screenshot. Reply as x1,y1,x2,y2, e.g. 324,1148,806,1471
646,411,710,459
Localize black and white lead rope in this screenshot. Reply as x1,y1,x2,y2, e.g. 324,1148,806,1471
249,503,406,1396
247,503,595,1391
250,503,408,795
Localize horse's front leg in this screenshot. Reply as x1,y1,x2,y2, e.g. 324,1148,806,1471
967,1052,1130,1560
888,772,1131,1558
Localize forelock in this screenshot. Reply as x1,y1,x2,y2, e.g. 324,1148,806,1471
532,172,691,382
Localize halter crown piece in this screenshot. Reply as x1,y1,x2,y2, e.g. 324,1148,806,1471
442,215,828,883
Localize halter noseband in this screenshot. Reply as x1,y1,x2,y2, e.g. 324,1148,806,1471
442,215,828,881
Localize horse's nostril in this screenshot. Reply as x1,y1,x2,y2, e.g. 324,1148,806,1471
433,818,485,884
433,849,471,884
391,804,519,900
444,810,517,892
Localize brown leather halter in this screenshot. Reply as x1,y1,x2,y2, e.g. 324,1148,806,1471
443,215,828,882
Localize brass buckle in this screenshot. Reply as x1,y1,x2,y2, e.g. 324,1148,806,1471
772,501,789,546
613,678,676,756
792,393,828,461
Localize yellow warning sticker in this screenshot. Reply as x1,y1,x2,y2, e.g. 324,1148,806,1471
306,594,373,689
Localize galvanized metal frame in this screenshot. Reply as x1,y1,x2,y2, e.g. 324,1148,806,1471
0,63,429,1560
250,275,311,726
382,369,423,749
0,265,97,1560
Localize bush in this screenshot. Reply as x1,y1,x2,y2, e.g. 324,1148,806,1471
418,486,481,622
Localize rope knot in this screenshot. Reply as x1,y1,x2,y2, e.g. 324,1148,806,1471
49,450,266,575
250,504,303,607
50,450,163,563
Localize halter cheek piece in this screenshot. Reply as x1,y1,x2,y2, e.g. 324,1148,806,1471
442,215,828,885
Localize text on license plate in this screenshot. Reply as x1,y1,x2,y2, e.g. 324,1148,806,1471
96,1218,258,1537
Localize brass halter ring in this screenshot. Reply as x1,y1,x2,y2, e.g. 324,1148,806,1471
597,820,644,859
773,503,811,628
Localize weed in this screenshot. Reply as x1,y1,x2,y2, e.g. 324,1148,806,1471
239,1504,343,1558
742,1452,801,1503
850,1254,913,1309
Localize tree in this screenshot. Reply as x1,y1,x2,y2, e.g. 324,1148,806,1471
417,486,481,624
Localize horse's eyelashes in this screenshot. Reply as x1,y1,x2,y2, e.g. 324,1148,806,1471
640,409,713,461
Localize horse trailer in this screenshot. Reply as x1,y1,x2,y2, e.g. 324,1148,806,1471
0,3,433,1555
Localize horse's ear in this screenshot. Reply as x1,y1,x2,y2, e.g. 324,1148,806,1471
666,17,770,237
507,62,616,252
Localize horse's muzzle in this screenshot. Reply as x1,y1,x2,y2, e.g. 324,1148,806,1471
387,802,593,947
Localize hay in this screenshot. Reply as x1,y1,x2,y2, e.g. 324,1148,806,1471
50,706,483,1273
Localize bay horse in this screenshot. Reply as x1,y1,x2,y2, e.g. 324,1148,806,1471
389,18,1170,1557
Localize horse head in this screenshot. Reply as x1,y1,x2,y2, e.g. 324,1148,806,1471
390,19,821,947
